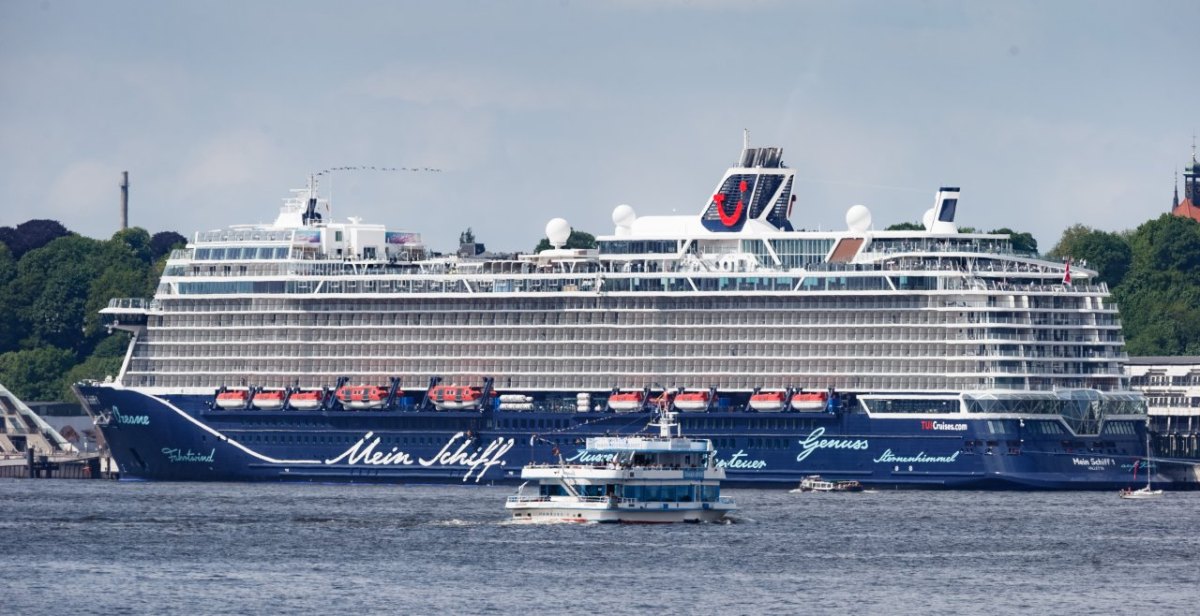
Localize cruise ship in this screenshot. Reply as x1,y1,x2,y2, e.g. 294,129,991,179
75,140,1155,488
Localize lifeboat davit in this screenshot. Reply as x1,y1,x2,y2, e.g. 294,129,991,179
791,391,829,412
336,385,389,410
252,390,286,410
749,390,787,412
674,390,711,412
430,385,484,410
215,390,249,409
608,391,644,412
288,390,323,411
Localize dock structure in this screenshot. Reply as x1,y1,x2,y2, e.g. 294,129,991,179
0,383,108,479
1128,356,1200,485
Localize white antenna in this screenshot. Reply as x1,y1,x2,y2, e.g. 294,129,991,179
743,128,749,150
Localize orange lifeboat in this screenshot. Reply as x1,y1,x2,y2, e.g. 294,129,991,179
791,391,828,412
336,385,390,410
215,390,249,409
674,390,711,412
429,385,484,410
252,390,286,410
608,391,644,412
749,390,787,412
288,390,323,411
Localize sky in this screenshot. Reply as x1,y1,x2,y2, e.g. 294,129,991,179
1,0,1196,253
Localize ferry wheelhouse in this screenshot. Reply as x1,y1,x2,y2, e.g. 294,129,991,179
76,138,1155,489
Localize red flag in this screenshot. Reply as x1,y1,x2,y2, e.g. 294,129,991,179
1062,258,1071,285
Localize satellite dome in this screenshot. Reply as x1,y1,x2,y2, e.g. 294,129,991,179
612,204,637,228
545,218,571,249
922,208,935,231
845,204,872,232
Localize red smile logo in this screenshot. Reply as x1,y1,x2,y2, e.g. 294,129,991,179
713,179,750,227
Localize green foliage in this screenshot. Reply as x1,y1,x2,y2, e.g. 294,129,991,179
1046,224,1131,288
150,231,188,260
0,219,71,259
0,221,179,400
885,222,924,231
0,347,76,401
534,230,597,252
989,228,1037,254
1113,215,1200,355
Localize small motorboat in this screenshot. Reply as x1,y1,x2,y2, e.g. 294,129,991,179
608,391,644,412
791,475,864,493
791,391,828,412
214,390,249,409
288,390,324,410
252,390,285,410
674,390,711,412
748,390,787,412
336,385,389,410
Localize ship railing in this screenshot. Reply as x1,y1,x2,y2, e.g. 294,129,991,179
105,298,152,310
507,495,620,504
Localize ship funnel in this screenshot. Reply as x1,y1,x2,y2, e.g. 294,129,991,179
700,142,795,232
925,186,959,233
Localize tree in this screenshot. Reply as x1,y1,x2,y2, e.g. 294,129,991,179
989,228,1037,254
885,222,924,231
1047,227,1131,288
56,333,130,400
0,347,76,401
110,227,154,264
8,235,107,352
150,231,188,260
1113,215,1200,356
1129,214,1200,275
0,219,71,259
534,230,596,252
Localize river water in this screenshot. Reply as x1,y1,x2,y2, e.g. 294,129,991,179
2,479,1197,615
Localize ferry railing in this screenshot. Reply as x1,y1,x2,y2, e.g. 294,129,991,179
506,495,624,504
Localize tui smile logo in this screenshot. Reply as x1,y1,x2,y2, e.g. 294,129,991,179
713,179,750,227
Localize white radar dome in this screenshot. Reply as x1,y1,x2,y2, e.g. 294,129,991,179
545,217,571,249
612,204,636,237
845,204,872,232
922,208,935,231
612,204,637,227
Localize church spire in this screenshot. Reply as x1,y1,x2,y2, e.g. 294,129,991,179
1174,168,1180,210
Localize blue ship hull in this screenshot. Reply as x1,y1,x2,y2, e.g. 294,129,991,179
78,386,1158,490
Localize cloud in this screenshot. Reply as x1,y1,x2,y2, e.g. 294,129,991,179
353,65,582,111
45,160,127,234
180,130,282,192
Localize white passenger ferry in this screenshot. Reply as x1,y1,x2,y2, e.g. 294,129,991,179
75,137,1158,489
505,410,736,523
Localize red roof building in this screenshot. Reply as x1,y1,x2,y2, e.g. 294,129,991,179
1171,146,1200,222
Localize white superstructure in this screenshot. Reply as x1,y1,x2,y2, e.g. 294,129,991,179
99,142,1139,433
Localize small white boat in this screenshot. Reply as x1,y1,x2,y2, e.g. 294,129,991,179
791,475,864,493
1119,486,1163,500
1120,431,1164,500
505,410,736,523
